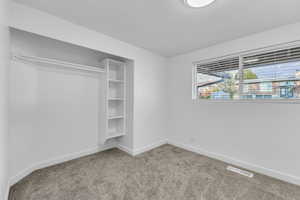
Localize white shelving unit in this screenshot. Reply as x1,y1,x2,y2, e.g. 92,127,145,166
99,59,126,143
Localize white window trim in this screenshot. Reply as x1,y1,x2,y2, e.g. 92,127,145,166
192,40,300,104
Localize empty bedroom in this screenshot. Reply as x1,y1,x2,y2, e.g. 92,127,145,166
1,0,300,199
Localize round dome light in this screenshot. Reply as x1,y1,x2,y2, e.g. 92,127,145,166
184,0,216,8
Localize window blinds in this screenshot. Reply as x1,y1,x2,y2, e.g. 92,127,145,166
196,57,239,76
243,46,300,68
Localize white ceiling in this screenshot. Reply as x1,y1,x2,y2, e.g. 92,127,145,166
14,0,300,57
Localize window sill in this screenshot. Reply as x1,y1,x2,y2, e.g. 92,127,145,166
193,99,300,104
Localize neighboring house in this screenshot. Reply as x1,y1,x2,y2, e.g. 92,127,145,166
242,78,300,99
197,76,300,99
197,66,300,99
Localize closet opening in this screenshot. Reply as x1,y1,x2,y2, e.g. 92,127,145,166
9,28,134,179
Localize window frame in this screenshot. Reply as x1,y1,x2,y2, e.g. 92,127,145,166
192,41,300,104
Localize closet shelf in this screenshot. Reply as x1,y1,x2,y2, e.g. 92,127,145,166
108,98,124,101
108,59,125,66
12,54,105,73
109,79,124,83
106,132,125,139
108,115,124,119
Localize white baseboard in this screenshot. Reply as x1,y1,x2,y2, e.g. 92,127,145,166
132,140,168,156
117,144,134,156
9,144,115,187
168,140,300,186
118,140,168,156
5,184,10,200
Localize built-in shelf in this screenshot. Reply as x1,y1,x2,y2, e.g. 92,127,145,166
108,115,124,119
99,58,126,143
106,132,125,139
109,82,124,99
12,54,105,73
108,98,124,101
109,79,124,83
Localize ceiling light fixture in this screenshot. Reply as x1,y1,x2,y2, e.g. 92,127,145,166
184,0,216,8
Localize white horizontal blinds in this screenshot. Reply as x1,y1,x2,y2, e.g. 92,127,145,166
241,46,300,100
196,57,240,100
196,57,239,75
243,46,300,68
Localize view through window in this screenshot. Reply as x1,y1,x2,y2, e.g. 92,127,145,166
195,46,300,100
241,61,300,99
197,69,239,100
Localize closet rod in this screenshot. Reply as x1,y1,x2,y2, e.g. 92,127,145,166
12,54,106,73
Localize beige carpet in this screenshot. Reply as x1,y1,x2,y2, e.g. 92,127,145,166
9,145,300,200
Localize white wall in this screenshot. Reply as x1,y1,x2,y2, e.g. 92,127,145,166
9,2,168,184
0,0,10,199
168,22,300,185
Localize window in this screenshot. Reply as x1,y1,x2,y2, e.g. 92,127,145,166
194,45,300,100
196,57,240,100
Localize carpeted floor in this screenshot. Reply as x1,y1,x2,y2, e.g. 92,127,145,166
9,145,300,200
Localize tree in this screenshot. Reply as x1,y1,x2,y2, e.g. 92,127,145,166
217,73,238,99
235,69,258,80
243,69,258,80
222,78,238,99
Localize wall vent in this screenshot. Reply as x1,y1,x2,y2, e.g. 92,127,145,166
226,166,254,178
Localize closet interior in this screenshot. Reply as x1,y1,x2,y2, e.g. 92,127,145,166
10,28,133,146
